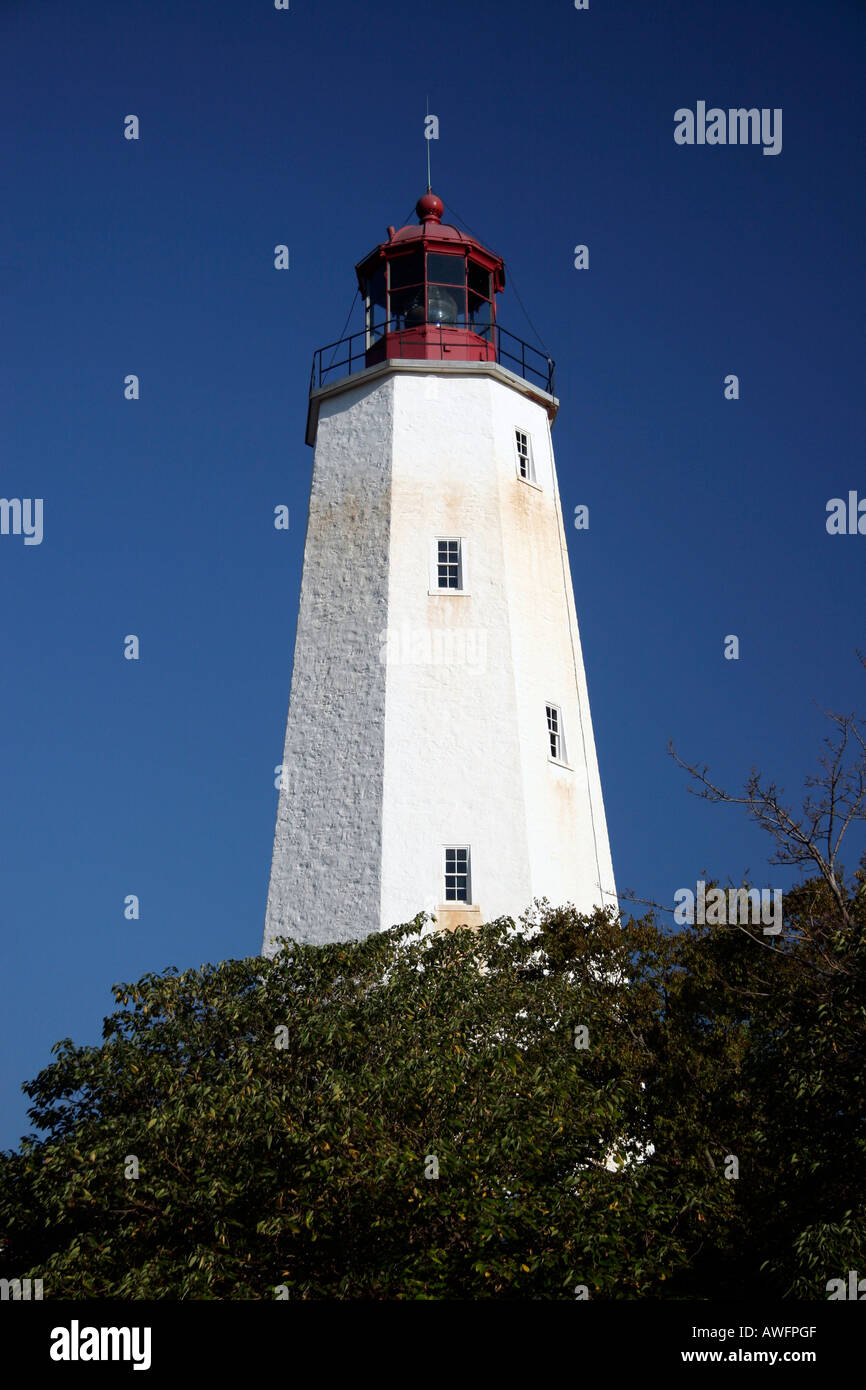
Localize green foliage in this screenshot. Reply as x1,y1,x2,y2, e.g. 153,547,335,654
1,879,864,1299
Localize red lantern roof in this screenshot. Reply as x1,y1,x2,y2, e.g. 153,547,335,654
355,191,506,294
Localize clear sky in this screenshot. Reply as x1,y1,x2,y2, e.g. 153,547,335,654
1,0,864,1150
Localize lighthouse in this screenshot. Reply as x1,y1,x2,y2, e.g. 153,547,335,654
263,192,616,954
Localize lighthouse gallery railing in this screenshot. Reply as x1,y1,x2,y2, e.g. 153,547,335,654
310,322,556,397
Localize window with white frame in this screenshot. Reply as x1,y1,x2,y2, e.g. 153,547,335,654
444,846,471,902
436,537,463,590
515,428,535,482
546,703,566,762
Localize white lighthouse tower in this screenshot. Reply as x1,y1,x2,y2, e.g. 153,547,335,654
263,192,616,953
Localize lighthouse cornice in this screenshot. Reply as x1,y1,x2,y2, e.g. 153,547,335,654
306,358,559,446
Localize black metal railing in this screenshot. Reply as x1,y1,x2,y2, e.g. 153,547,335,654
309,321,555,396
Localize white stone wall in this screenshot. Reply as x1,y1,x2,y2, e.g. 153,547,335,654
380,372,531,930
380,371,616,930
504,401,617,914
263,375,393,952
264,362,616,953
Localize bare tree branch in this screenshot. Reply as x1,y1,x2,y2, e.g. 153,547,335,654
668,668,866,932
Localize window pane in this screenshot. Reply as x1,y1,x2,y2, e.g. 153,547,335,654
389,253,424,290
517,433,533,479
468,291,491,332
427,285,464,325
468,260,491,298
445,846,470,902
427,253,465,286
390,286,426,329
437,539,461,589
367,268,386,342
368,268,386,311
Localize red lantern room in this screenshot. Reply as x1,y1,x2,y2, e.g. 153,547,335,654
307,190,554,430
355,191,506,367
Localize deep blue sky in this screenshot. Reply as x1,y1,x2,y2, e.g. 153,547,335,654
1,0,864,1150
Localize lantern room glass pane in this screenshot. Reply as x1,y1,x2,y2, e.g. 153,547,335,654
426,253,465,287
468,290,491,334
390,286,426,329
389,252,424,290
367,267,386,343
468,260,491,299
427,284,464,325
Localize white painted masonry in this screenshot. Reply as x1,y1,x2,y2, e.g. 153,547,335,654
263,359,616,953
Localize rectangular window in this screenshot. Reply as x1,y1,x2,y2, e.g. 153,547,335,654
390,286,423,330
366,268,386,345
468,290,491,336
546,703,565,762
436,537,463,590
515,428,535,482
427,252,466,287
467,259,492,301
445,846,471,903
468,261,492,338
389,252,424,290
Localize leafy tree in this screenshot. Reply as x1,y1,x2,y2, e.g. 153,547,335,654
1,680,863,1299
0,906,696,1298
663,674,866,1297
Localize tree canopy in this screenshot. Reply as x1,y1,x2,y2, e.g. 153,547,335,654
3,681,865,1299
1,874,863,1299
